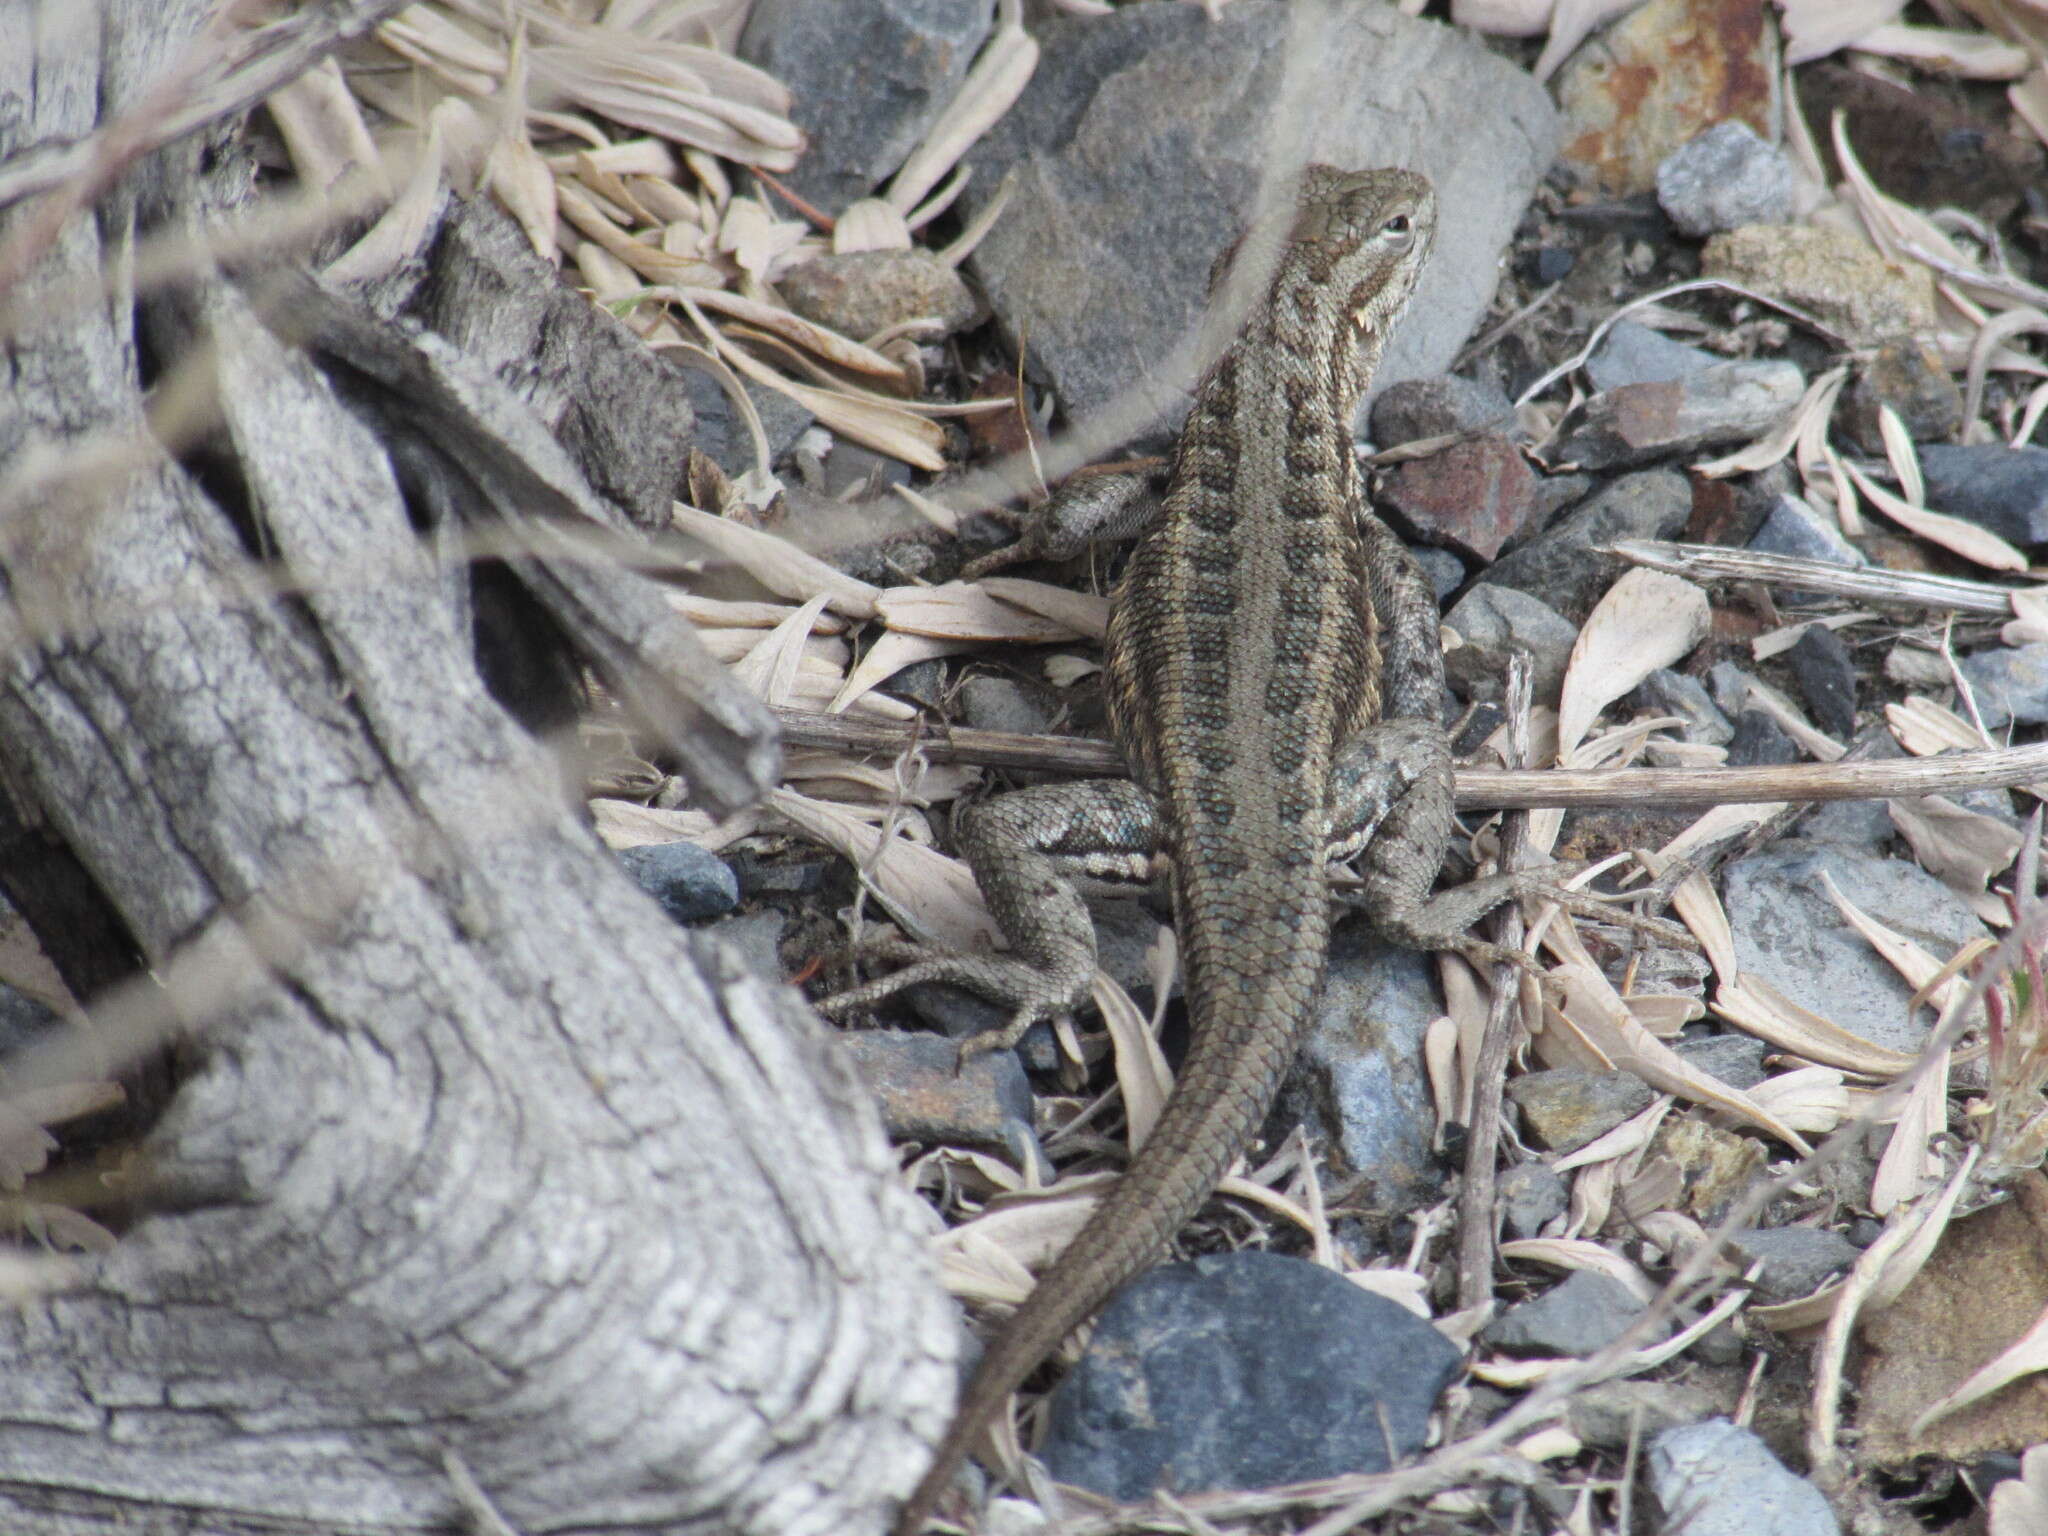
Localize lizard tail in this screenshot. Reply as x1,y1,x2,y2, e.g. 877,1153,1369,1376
893,861,1330,1535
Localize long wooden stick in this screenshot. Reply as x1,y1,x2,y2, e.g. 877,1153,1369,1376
773,707,2048,809
1610,539,2028,617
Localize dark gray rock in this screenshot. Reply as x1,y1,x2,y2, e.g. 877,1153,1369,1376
1919,444,2048,548
1506,1069,1655,1153
725,848,832,897
1748,493,1865,567
1586,320,1717,392
1483,469,1692,618
837,1027,1040,1173
1442,583,1579,705
1557,360,1804,471
1841,338,1963,452
1279,934,1445,1213
701,908,787,982
1722,842,1987,1053
1727,1226,1861,1301
1725,709,1798,767
1787,624,1857,739
1959,642,2048,730
1042,1251,1463,1500
0,981,61,1057
1634,668,1733,746
677,364,814,475
1655,121,1797,237
1498,1162,1568,1241
1797,795,1896,851
618,840,741,921
1690,1319,1747,1366
1675,1033,1769,1091
1707,660,1753,716
1649,1420,1839,1536
957,1,1559,433
958,673,1056,737
1370,373,1513,444
1412,544,1469,603
1483,1270,1662,1358
740,0,995,211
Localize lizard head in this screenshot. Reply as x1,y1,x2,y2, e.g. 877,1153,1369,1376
1290,165,1438,341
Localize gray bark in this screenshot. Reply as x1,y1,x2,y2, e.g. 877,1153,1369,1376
0,2,953,1530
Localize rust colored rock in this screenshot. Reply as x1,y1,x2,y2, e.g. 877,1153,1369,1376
1555,0,1774,195
1378,435,1542,561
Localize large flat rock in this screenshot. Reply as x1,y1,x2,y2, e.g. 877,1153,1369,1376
960,1,1559,446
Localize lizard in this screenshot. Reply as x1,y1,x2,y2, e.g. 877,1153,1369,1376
824,165,1549,1535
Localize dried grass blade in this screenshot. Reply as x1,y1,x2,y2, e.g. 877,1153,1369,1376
674,285,911,381
1098,970,1172,1150
1964,307,2048,436
1712,975,1919,1079
1497,1238,1660,1302
831,630,965,714
1870,1043,1948,1214
885,0,1039,213
876,581,1099,643
1696,364,1846,478
1841,457,2028,572
669,500,881,618
771,788,1001,950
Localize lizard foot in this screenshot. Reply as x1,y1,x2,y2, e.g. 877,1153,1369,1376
817,945,1088,1066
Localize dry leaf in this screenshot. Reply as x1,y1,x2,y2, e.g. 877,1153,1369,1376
1696,364,1847,479
829,631,965,715
875,581,1099,644
264,54,382,192
1872,1044,1949,1216
1556,569,1710,756
771,788,1001,951
1989,1442,2048,1534
1744,1065,1850,1135
1713,975,1919,1079
1890,795,2024,895
732,592,834,706
1841,457,2029,573
1449,0,1553,37
1539,934,1814,1151
885,0,1039,213
1854,23,2030,79
669,500,881,618
324,98,460,285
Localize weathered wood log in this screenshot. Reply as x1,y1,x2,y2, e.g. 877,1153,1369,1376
0,3,952,1530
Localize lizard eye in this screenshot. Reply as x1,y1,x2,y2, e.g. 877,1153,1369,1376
1380,214,1412,240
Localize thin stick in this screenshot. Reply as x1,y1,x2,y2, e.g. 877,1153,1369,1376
1610,539,2028,618
772,708,2048,808
1454,655,1532,1311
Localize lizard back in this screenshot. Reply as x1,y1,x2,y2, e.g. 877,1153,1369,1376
888,167,1437,1536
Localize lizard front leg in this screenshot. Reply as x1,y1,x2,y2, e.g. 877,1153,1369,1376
959,471,1159,580
819,778,1162,1057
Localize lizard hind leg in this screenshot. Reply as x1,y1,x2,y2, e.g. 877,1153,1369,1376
816,777,1163,1057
